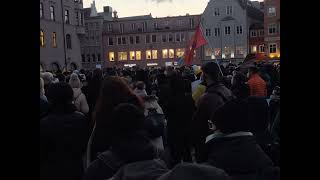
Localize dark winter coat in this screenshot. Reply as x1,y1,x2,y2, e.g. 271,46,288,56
83,132,160,180
191,83,233,145
40,105,89,180
205,133,274,180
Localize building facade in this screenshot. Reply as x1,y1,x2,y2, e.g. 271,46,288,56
249,23,265,59
80,2,114,70
102,14,202,68
201,0,263,65
264,0,280,59
40,0,85,72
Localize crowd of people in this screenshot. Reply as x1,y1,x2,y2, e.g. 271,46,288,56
40,61,280,180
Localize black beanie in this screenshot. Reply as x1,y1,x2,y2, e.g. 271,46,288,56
201,62,221,81
212,99,250,134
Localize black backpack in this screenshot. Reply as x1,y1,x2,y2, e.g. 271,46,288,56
145,108,166,138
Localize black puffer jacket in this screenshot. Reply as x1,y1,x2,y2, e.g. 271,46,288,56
83,132,160,180
206,135,274,180
40,105,89,180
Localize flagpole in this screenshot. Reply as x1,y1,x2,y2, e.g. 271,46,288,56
199,21,224,77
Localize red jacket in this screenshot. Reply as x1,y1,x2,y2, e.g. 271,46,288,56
248,74,267,97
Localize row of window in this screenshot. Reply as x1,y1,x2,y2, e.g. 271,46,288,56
251,43,278,54
40,3,84,25
205,46,245,57
108,33,186,46
40,30,72,49
108,48,186,61
205,26,243,37
214,6,233,16
81,53,101,62
250,29,264,37
107,18,195,33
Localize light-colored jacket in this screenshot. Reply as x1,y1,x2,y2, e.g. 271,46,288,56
72,88,89,114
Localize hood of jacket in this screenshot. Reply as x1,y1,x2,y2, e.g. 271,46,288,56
73,88,82,98
206,135,273,176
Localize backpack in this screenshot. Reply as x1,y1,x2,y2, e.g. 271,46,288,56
145,108,166,138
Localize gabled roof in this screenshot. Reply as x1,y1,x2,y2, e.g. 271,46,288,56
247,5,264,21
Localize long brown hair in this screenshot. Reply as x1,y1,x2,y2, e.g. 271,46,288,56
94,76,144,125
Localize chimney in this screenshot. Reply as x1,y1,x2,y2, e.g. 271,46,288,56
90,0,98,17
113,10,118,18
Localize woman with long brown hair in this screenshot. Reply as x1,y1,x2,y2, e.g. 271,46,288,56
87,76,144,165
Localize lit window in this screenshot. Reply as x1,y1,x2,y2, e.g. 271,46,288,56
205,48,212,57
136,51,141,60
51,32,57,48
214,48,221,56
251,45,257,53
146,35,150,43
65,10,70,24
214,8,220,16
251,30,257,37
169,49,174,58
214,28,220,36
259,45,265,53
236,46,244,55
225,26,231,35
50,6,55,21
268,24,276,35
152,50,158,59
109,52,115,61
269,44,277,54
236,26,243,34
169,34,174,42
162,34,167,43
152,35,157,43
130,51,135,60
224,47,231,57
226,6,233,15
40,30,45,47
40,3,43,18
268,7,276,17
66,34,72,49
136,36,140,44
146,50,152,59
118,52,128,61
108,37,114,46
176,48,185,58
162,49,168,58
205,29,211,36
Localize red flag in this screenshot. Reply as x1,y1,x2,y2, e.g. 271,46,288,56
184,25,207,65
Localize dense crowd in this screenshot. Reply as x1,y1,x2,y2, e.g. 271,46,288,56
40,61,280,180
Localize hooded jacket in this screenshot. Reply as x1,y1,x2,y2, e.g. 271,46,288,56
205,133,274,180
83,132,160,180
73,88,89,114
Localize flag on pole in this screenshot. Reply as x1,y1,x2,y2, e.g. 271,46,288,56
184,24,207,66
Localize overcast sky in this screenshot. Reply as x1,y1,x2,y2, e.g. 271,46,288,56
83,0,263,18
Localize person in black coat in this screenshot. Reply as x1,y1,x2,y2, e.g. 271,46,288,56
40,82,89,180
83,104,160,180
205,99,274,180
231,71,249,99
166,75,195,166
